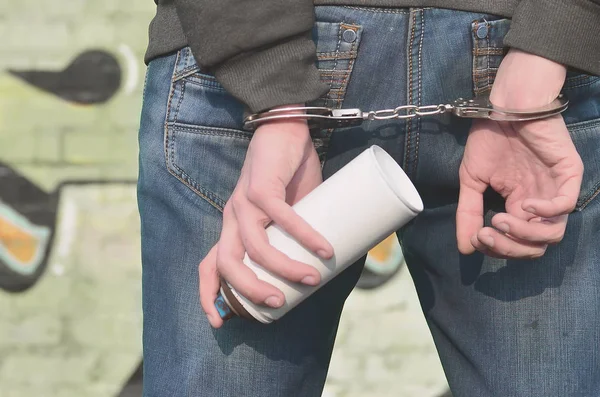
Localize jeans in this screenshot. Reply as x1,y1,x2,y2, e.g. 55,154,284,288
138,6,600,397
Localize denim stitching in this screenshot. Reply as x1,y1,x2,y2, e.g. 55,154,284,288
163,50,226,212
569,120,600,210
564,79,600,90
167,123,253,139
173,80,186,124
471,21,478,96
472,48,505,56
314,22,362,160
567,74,597,82
168,125,226,211
473,67,499,75
577,185,600,211
173,66,201,82
567,118,600,131
412,10,424,177
342,6,417,13
164,49,181,166
486,23,490,90
319,69,355,75
183,77,226,92
317,51,358,60
329,24,343,105
141,65,150,105
404,10,417,171
183,47,190,72
338,24,359,107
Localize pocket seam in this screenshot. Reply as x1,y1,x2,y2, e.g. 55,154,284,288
167,122,252,139
577,186,600,211
166,124,228,212
568,118,600,210
181,76,226,92
163,50,227,212
173,65,201,82
564,77,600,90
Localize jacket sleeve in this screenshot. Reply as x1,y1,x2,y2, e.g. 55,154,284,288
503,0,600,76
173,0,329,113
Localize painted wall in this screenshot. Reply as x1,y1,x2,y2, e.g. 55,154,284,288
0,2,447,396
0,1,149,395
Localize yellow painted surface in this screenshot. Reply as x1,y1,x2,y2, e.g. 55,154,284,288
0,216,39,265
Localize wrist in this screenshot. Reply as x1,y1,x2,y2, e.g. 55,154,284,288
490,49,567,110
253,103,311,140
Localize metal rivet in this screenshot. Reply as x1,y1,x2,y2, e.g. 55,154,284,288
342,29,357,43
476,24,488,39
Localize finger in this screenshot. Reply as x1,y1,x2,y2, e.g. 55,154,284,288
522,195,578,218
491,213,568,244
472,227,548,259
217,203,285,308
457,167,486,255
466,241,506,259
247,189,334,259
199,244,223,329
235,201,321,285
522,173,582,218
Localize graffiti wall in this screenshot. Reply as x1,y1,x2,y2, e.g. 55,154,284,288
0,1,148,395
0,1,447,396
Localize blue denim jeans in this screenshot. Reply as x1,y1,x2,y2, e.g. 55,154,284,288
138,6,600,397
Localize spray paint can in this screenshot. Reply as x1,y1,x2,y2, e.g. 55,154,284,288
214,145,423,323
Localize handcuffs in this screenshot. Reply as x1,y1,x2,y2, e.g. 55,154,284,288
243,94,568,130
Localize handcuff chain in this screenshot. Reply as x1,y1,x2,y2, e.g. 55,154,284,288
242,95,568,130
365,104,451,121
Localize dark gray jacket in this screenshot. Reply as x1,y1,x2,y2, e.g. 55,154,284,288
146,0,600,113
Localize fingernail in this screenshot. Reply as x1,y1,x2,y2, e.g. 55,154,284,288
480,235,495,247
470,235,479,249
207,314,214,323
317,249,331,259
265,296,283,308
496,223,509,233
526,207,536,214
301,276,318,286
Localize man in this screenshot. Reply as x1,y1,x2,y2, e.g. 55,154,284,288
139,1,600,395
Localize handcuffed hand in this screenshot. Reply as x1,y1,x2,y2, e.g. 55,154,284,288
457,49,584,259
199,106,333,328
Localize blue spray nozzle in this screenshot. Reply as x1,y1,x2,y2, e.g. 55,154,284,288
214,293,233,320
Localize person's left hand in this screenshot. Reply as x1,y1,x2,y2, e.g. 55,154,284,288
456,49,584,259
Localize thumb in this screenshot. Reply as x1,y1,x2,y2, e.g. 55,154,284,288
456,168,486,254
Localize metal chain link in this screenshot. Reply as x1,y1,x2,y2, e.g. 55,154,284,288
364,104,452,120
244,95,568,130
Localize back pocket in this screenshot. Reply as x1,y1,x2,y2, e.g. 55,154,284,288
164,22,363,210
312,21,362,109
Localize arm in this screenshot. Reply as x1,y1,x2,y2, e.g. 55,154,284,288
504,0,600,76
176,2,333,327
173,0,328,112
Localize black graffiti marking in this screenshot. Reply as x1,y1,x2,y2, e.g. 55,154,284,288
0,162,57,292
9,50,121,105
0,161,135,293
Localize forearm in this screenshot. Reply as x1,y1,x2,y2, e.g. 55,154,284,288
173,0,328,112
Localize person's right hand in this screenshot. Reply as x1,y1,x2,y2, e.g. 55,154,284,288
198,107,334,328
